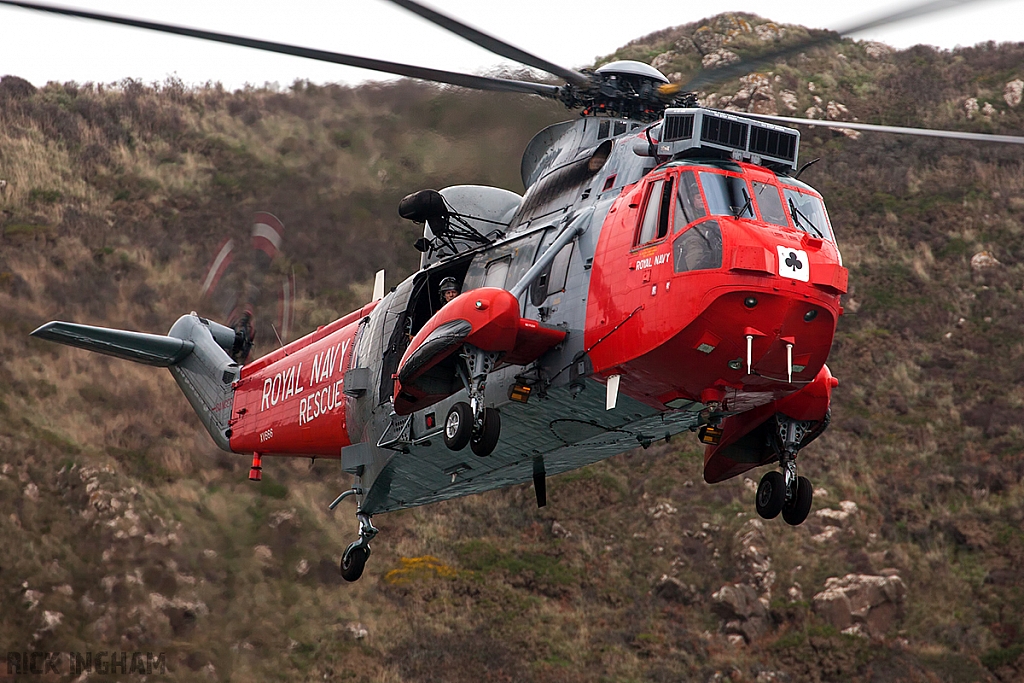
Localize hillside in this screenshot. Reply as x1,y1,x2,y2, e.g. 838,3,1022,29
2,12,1024,682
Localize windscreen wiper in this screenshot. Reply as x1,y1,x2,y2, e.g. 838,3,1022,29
788,198,825,239
733,190,754,219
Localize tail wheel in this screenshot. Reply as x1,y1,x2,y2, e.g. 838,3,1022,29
444,402,473,451
340,544,370,582
782,475,814,526
755,471,786,519
470,408,501,457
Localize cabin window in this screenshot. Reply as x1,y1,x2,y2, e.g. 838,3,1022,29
548,241,573,295
673,220,723,273
752,181,789,227
530,241,574,307
484,256,511,288
464,232,542,296
674,170,707,232
783,189,834,241
636,177,674,245
598,119,610,139
699,172,755,219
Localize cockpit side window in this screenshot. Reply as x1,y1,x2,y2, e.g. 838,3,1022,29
699,172,755,220
674,170,707,233
673,220,723,273
483,256,511,288
752,181,789,227
636,177,674,245
783,188,834,241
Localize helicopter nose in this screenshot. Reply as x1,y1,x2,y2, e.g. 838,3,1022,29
699,288,837,392
636,286,841,411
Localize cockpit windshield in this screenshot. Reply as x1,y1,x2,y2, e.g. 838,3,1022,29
783,188,834,241
699,172,755,220
668,165,836,244
751,181,788,227
674,170,706,232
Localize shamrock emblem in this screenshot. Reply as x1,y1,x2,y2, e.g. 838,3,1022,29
785,251,803,270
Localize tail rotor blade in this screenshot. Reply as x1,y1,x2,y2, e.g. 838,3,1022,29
200,238,235,299
251,211,284,269
278,269,296,342
200,237,241,320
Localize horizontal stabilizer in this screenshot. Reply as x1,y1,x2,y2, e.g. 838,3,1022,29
31,321,194,367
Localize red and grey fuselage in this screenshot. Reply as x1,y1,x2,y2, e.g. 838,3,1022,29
223,139,844,502
34,111,845,514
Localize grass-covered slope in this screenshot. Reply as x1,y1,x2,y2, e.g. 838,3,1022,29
2,13,1024,682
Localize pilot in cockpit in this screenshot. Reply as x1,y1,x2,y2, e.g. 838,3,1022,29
438,277,460,305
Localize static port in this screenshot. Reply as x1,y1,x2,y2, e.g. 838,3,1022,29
743,296,758,309
804,309,818,322
728,359,742,370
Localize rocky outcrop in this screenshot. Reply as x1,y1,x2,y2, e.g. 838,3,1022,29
708,74,778,115
965,97,980,119
712,583,770,643
754,23,785,41
863,42,892,59
654,575,701,605
779,90,798,111
708,519,782,644
692,25,728,54
702,49,740,70
651,52,678,72
1004,79,1023,108
812,573,907,638
811,501,859,543
971,251,1001,272
735,518,775,598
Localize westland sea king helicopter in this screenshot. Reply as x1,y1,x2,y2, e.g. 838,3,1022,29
11,0,1024,581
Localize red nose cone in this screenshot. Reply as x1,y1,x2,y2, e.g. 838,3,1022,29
584,158,845,414
622,286,839,412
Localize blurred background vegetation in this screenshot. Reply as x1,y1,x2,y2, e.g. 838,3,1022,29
2,12,1024,682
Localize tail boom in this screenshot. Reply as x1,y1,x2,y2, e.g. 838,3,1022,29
32,314,240,451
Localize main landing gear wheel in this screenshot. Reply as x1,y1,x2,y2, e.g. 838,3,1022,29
444,402,473,451
756,471,786,519
470,408,500,457
340,544,370,582
782,475,814,526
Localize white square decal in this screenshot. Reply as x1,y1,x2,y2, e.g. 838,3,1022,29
777,246,809,282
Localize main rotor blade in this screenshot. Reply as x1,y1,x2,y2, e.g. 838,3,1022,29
0,0,562,98
746,113,1024,145
682,0,991,92
385,0,589,86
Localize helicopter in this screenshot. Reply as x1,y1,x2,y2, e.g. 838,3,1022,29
12,0,1024,582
